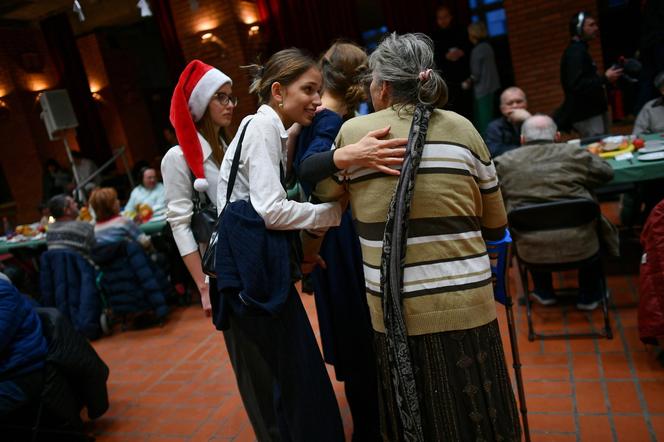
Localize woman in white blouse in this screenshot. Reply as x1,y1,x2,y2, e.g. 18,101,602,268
215,48,345,442
161,61,234,313
161,60,279,441
214,47,406,441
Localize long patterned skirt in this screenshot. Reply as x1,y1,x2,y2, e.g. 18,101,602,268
374,319,521,442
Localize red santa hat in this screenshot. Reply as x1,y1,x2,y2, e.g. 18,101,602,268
170,60,232,192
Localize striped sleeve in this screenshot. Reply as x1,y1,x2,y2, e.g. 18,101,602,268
474,158,507,240
467,132,507,240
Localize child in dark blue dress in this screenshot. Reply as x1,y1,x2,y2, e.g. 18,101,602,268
294,42,406,442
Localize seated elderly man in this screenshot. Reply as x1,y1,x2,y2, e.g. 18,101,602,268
495,115,619,310
633,71,664,135
46,194,95,257
484,87,532,157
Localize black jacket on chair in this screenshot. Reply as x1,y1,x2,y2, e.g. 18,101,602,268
36,307,109,426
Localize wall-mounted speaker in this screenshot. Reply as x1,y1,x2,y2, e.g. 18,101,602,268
39,89,78,140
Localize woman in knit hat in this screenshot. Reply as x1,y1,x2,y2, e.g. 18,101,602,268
162,59,234,312
161,60,278,441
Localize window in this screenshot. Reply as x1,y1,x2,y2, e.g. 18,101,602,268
486,9,507,37
468,0,507,38
361,26,389,52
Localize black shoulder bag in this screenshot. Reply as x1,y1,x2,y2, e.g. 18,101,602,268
190,181,217,245
201,120,252,277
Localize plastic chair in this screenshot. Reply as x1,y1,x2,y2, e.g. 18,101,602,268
486,230,531,442
508,198,612,341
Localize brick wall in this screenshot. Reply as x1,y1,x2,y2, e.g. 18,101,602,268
504,0,604,115
0,27,62,224
90,33,160,169
168,0,257,135
77,34,131,172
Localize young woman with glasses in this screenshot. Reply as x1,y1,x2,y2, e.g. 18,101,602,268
161,60,280,441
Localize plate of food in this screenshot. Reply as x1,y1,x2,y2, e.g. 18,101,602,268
136,203,153,223
637,152,664,162
587,137,634,158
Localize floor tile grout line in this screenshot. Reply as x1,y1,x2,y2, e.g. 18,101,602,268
592,327,618,441
143,327,217,391
122,319,219,437
530,429,577,435
562,305,581,442
615,274,657,442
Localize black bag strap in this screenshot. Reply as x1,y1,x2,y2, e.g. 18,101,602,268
190,172,210,209
224,119,252,211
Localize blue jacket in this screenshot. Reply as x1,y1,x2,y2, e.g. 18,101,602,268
40,249,101,340
484,116,521,158
91,240,169,319
294,109,343,197
212,200,291,330
0,279,48,378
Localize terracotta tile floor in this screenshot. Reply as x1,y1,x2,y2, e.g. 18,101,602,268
90,195,661,442
88,267,663,442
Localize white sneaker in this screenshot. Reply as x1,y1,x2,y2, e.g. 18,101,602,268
531,292,556,306
577,300,600,311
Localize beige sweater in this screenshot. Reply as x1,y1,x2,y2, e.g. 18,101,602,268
307,107,507,336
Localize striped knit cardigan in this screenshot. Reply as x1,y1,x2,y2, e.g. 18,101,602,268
306,106,507,336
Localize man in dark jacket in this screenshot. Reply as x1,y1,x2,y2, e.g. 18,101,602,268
0,277,48,416
495,115,619,311
484,87,532,157
557,11,623,137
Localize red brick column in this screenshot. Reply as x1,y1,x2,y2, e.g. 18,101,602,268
504,0,604,115
168,0,258,134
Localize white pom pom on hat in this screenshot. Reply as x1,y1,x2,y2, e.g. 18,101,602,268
193,178,209,192
170,60,232,191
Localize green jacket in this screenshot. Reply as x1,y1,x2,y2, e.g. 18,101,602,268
495,141,619,263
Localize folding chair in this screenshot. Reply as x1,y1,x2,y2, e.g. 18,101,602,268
487,230,531,442
508,198,612,341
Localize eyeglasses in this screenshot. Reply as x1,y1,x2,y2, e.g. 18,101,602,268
212,92,238,106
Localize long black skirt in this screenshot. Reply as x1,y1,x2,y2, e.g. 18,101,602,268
374,320,521,442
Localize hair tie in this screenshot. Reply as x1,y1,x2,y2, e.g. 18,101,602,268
418,69,432,82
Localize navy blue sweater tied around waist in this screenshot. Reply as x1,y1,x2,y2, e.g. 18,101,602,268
212,200,293,330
